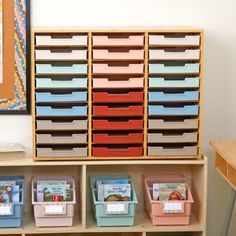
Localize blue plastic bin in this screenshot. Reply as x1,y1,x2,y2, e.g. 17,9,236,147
148,91,199,102
36,91,87,102
90,175,138,227
149,63,199,74
36,64,88,74
36,78,88,88
0,176,24,228
36,106,88,117
149,77,200,88
149,105,199,116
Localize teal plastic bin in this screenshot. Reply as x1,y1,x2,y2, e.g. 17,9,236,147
90,175,138,227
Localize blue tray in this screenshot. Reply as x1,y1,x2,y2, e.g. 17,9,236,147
0,176,24,228
149,91,199,102
36,91,87,102
36,78,88,88
149,105,199,115
36,106,88,116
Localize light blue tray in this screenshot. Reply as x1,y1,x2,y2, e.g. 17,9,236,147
36,106,88,116
36,91,87,102
149,63,199,74
0,176,24,228
90,175,138,227
149,77,199,88
149,105,199,115
149,91,199,102
36,64,88,74
36,78,88,88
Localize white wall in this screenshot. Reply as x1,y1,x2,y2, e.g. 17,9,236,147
0,0,236,234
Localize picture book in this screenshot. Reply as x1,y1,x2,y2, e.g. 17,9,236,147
103,184,131,202
0,186,12,203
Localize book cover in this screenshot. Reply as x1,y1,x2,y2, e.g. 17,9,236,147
103,184,131,202
43,184,71,202
0,186,12,203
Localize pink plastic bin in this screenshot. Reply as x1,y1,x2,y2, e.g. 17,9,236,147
32,176,76,227
143,174,194,226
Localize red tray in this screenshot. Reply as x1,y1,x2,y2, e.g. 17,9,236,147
92,147,143,157
93,119,144,130
93,133,144,144
93,91,144,103
93,105,144,117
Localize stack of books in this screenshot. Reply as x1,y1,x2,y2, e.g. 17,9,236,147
0,180,20,204
0,143,25,160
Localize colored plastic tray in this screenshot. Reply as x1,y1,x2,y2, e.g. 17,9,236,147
36,64,87,74
148,146,198,156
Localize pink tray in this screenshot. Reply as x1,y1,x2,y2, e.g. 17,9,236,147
143,174,194,226
32,176,76,227
93,49,144,60
93,77,144,88
93,63,144,74
92,35,144,46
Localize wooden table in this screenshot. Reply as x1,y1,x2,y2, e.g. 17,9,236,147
210,140,236,236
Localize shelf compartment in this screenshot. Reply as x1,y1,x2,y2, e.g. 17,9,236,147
36,78,88,89
36,91,87,102
148,146,198,156
37,119,88,131
148,91,199,102
36,106,88,117
92,35,144,46
93,91,144,103
149,78,199,88
93,105,144,117
149,49,200,60
93,132,144,144
148,118,198,130
92,146,143,157
93,119,143,130
93,49,144,60
36,133,87,144
148,132,198,143
93,63,144,74
35,49,87,60
36,63,88,74
148,105,199,116
35,35,88,46
149,35,200,46
93,77,144,89
37,147,88,157
149,63,200,74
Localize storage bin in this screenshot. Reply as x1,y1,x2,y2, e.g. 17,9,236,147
36,78,88,89
35,50,87,60
143,174,194,225
149,77,199,88
36,35,88,46
148,119,198,130
148,91,199,102
148,105,199,116
37,147,87,158
93,146,143,157
149,63,199,74
93,77,144,89
148,132,198,143
93,132,143,144
93,91,144,103
0,176,24,228
32,176,76,227
36,64,88,74
36,106,88,117
92,35,144,46
149,49,200,60
37,120,88,131
93,119,143,130
93,49,144,60
93,63,144,74
148,146,198,156
36,92,87,103
90,175,138,227
36,133,87,144
93,105,144,117
149,35,200,46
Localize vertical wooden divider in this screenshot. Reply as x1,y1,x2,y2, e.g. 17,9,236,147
81,164,87,228
88,32,92,158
